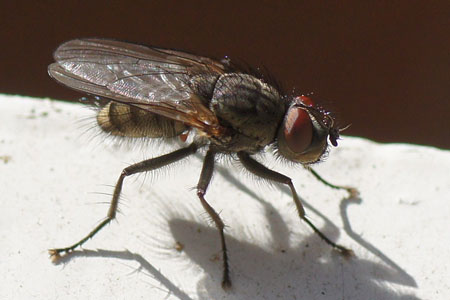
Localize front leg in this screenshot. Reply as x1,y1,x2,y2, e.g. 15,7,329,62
306,167,359,198
237,151,352,256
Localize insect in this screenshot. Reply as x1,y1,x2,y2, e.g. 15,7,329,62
48,38,358,289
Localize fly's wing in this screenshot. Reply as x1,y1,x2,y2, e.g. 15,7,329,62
48,38,227,136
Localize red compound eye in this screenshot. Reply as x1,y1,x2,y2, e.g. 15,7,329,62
283,106,313,154
299,95,314,107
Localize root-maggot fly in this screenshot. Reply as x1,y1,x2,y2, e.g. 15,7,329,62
48,38,358,289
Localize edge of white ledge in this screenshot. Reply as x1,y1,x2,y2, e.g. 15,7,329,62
1,94,449,299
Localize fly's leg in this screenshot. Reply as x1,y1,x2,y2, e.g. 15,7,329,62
197,150,231,289
49,143,198,261
307,167,359,198
237,152,353,257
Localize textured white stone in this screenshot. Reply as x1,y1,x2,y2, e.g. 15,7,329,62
1,94,448,299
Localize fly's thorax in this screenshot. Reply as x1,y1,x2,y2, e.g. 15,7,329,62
97,101,187,138
189,73,220,106
209,73,286,150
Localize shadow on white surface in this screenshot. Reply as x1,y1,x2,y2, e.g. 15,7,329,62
53,249,194,300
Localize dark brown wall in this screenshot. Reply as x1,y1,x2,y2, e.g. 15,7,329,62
1,1,448,148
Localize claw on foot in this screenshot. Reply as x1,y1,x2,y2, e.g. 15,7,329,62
48,249,63,263
337,247,355,259
345,186,360,199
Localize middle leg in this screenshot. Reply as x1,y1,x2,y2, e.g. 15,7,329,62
196,149,231,289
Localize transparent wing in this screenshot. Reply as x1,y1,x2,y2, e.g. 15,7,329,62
48,38,227,134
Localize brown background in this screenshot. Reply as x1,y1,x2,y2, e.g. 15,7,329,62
1,1,448,148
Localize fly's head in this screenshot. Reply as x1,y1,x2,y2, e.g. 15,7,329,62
276,96,340,164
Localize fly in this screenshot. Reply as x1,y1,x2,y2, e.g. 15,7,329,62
48,38,358,289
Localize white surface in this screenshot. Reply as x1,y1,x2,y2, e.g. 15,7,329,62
1,94,449,299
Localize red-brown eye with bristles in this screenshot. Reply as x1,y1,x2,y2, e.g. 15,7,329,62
277,96,330,164
283,96,313,154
